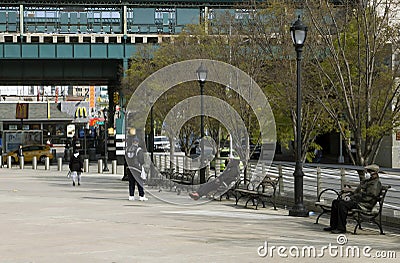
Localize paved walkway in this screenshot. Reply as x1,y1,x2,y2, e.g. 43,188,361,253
0,166,399,262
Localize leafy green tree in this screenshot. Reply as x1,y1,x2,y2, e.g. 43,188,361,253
122,24,265,159
122,28,212,154
122,2,337,163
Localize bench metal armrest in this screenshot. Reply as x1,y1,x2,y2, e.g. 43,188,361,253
257,179,277,194
317,188,340,202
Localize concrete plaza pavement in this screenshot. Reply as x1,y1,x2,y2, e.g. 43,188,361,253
0,165,399,263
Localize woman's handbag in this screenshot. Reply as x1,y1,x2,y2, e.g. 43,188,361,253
141,166,147,180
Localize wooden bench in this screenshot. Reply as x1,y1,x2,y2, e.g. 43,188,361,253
315,185,391,234
169,169,196,195
233,175,278,210
314,181,358,224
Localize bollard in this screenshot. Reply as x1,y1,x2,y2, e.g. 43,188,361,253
278,164,284,195
340,168,346,190
84,159,89,173
7,156,12,168
112,160,117,174
19,156,24,169
0,155,2,168
216,159,220,177
57,157,63,171
316,166,322,199
32,156,37,170
45,157,50,170
175,156,179,173
98,159,103,173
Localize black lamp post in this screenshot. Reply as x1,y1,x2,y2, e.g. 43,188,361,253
150,105,154,163
149,105,154,180
196,63,207,184
289,16,309,217
103,108,109,172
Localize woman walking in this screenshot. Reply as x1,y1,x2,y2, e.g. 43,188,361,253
69,149,83,186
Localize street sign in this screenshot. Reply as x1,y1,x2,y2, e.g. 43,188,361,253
67,124,75,138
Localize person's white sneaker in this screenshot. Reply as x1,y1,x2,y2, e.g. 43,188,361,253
129,196,135,201
139,196,148,201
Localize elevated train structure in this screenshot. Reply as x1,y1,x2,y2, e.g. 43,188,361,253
0,1,261,109
0,1,254,45
0,1,258,163
0,1,258,87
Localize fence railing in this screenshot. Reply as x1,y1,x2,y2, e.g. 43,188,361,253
249,161,400,218
152,153,400,218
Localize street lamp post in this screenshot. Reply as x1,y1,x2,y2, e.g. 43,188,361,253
197,63,207,184
289,16,309,217
150,105,154,163
338,113,344,163
103,108,109,172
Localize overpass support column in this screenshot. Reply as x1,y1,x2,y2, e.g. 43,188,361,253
19,5,24,35
204,6,209,34
123,5,128,36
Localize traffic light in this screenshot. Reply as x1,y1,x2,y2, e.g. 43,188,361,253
113,91,119,105
108,127,115,136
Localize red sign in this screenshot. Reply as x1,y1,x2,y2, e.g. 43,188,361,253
16,103,29,119
89,117,105,126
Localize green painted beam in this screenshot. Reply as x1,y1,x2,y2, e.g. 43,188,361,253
1,0,254,8
0,43,137,59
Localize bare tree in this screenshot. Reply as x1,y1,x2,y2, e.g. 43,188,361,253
229,1,333,162
305,0,400,172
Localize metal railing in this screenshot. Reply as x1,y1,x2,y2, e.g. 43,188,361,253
153,153,400,218
250,162,400,218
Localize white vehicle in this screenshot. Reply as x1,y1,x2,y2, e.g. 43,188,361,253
154,136,170,151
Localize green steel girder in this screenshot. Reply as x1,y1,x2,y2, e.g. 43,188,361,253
0,42,136,86
0,43,137,59
0,0,259,8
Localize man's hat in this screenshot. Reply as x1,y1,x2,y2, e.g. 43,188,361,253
364,164,379,173
132,136,139,142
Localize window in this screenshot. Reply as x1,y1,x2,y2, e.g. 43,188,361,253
235,9,253,20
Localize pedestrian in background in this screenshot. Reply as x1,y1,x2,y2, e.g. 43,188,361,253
126,136,148,201
17,144,24,165
69,149,83,186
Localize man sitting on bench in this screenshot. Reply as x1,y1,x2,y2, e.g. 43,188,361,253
189,159,240,200
323,164,382,234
